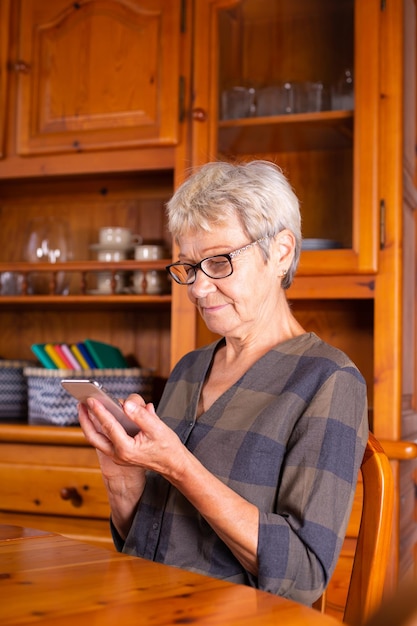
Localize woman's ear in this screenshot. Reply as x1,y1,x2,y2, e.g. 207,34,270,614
274,229,296,274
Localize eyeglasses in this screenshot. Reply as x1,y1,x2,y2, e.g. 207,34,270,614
166,238,268,285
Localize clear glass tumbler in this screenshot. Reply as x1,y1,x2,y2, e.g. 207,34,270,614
24,216,72,295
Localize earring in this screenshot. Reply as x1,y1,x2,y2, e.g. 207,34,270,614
281,268,288,277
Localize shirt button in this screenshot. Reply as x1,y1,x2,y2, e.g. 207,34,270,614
152,522,159,530
189,422,193,427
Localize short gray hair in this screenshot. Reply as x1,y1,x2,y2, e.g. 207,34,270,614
166,160,302,289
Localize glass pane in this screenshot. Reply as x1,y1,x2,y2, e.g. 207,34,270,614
217,0,354,250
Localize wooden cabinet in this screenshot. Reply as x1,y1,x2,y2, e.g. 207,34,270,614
0,0,188,546
0,0,416,618
0,0,188,377
188,0,382,365
16,0,180,155
0,0,183,176
181,0,417,616
0,171,174,380
191,0,379,275
0,425,112,547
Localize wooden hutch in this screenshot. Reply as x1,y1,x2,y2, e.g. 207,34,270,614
0,0,416,620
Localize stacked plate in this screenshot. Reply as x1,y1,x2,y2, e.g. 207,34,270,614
301,239,343,250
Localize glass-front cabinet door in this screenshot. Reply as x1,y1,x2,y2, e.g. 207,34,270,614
192,0,381,276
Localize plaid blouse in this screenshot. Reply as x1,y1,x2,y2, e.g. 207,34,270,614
117,332,368,606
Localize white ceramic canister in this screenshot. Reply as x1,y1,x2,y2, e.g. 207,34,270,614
134,244,167,260
99,227,142,247
97,248,127,262
133,270,170,295
96,271,125,294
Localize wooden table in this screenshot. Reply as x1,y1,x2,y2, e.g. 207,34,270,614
0,525,342,626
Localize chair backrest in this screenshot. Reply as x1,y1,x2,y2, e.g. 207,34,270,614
363,580,417,626
314,432,394,626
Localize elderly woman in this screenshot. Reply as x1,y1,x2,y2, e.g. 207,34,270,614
78,160,368,605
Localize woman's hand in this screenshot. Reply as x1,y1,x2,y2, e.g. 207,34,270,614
80,393,187,477
78,393,188,538
78,398,148,539
79,394,259,574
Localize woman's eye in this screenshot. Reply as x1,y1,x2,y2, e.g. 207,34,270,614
205,257,229,272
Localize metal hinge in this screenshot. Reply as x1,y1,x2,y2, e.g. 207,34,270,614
380,199,386,250
180,0,186,32
381,0,386,10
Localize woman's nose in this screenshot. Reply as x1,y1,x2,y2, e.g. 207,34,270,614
189,269,217,297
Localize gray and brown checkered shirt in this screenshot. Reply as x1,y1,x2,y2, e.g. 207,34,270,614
116,332,368,606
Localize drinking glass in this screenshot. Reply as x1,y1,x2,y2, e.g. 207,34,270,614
331,68,354,110
221,86,256,120
23,217,72,294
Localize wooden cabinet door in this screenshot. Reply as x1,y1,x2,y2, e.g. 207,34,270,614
191,0,381,276
15,0,181,155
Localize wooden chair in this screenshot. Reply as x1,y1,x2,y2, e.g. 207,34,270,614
314,432,394,626
363,580,417,626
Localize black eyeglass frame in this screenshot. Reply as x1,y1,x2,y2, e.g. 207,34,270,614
166,237,268,285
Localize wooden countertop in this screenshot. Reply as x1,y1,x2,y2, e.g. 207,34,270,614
0,525,343,626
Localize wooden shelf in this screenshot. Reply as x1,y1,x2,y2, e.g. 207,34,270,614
0,260,172,300
0,260,171,273
218,110,354,155
0,295,172,310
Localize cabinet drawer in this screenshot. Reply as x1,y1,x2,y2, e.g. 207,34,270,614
0,462,110,519
0,442,100,467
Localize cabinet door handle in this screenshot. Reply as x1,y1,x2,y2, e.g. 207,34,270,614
13,60,31,74
60,487,83,508
192,107,208,122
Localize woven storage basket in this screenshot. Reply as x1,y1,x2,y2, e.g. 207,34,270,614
24,367,154,427
0,360,34,421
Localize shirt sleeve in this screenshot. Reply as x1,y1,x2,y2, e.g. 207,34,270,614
253,366,368,605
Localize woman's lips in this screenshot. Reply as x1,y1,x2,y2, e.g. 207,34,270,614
200,303,229,314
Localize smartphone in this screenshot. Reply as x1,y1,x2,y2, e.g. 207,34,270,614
61,379,139,436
